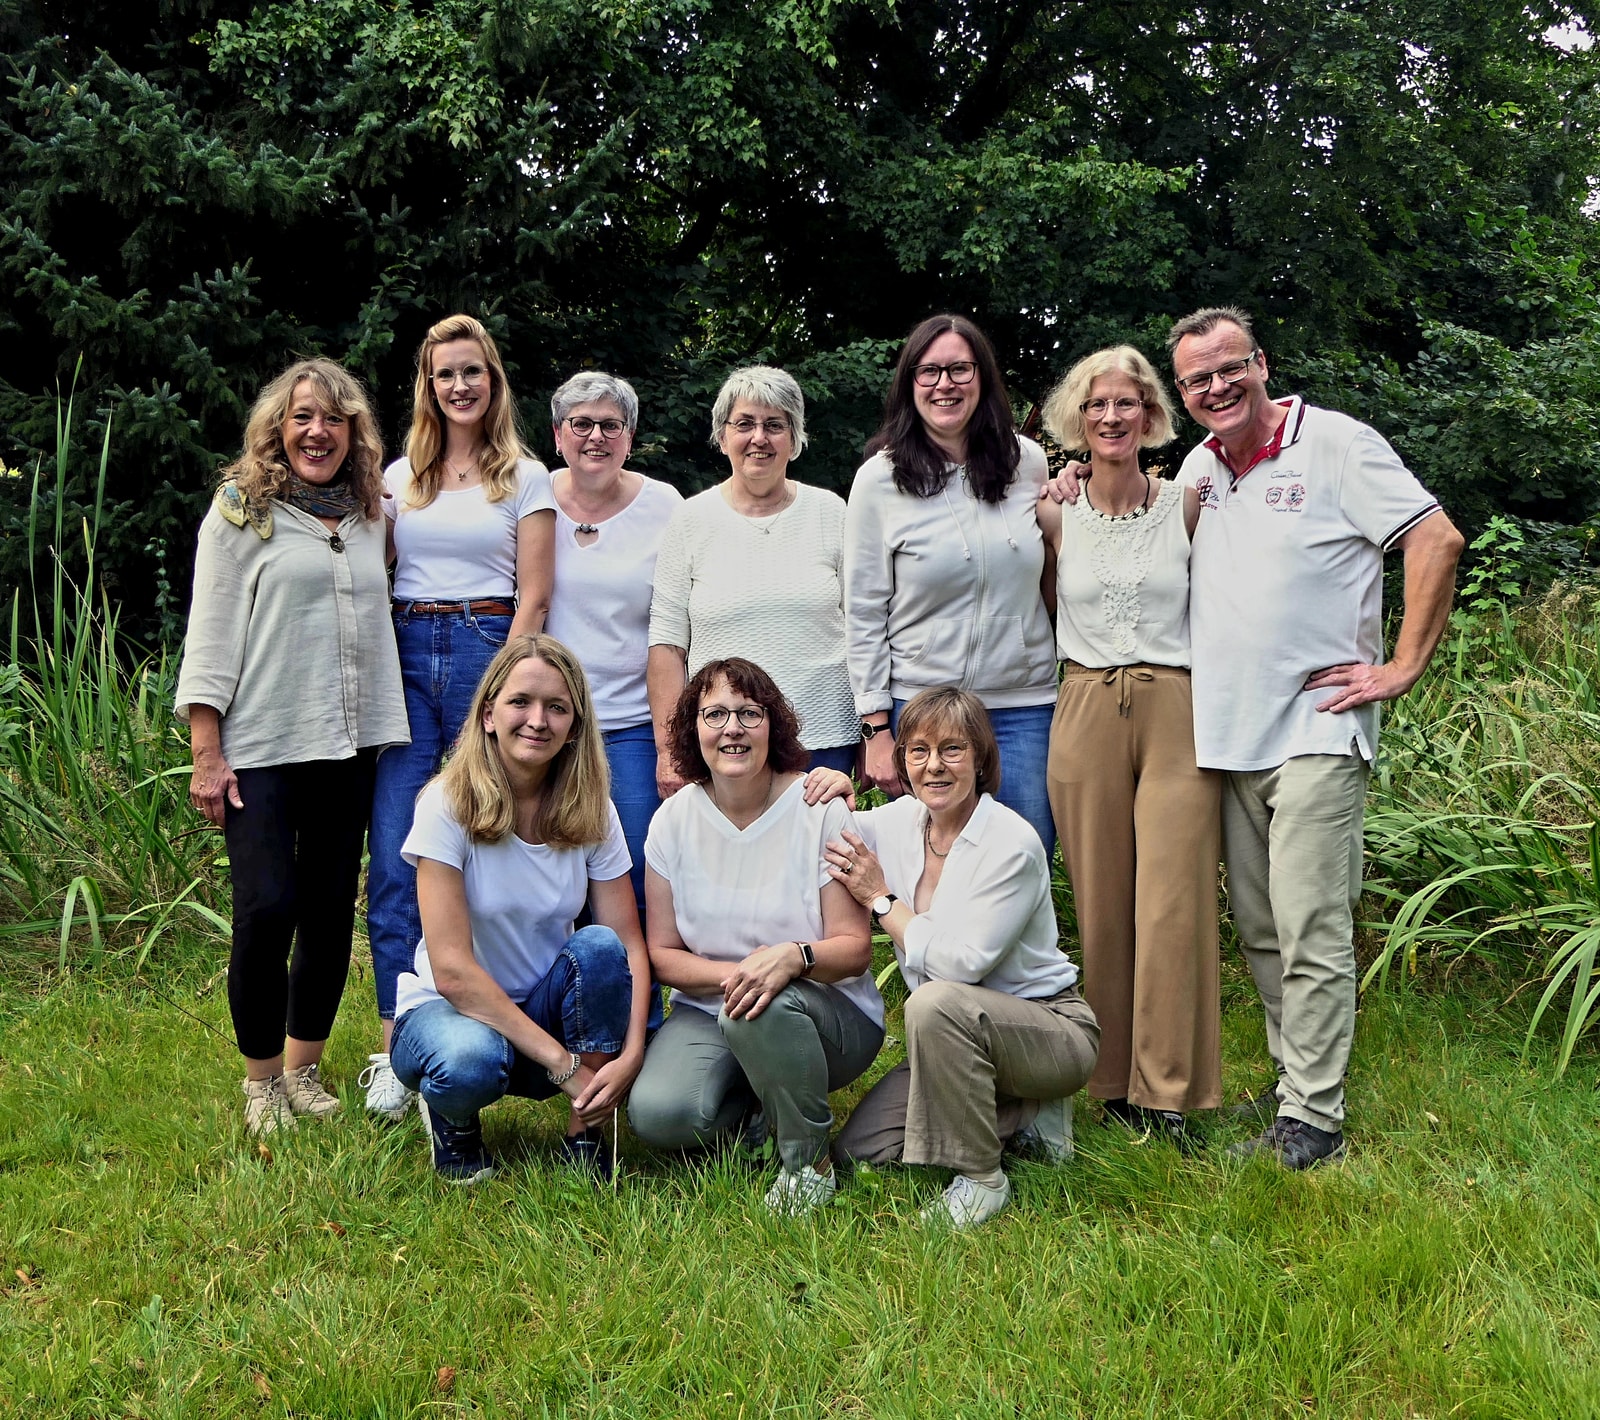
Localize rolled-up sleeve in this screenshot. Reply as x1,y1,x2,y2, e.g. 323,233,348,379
843,465,894,715
174,516,250,725
647,508,691,650
900,843,1045,985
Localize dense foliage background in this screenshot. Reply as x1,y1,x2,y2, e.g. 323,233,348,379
4,0,1600,639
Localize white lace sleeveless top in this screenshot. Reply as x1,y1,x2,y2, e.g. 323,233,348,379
1055,476,1191,668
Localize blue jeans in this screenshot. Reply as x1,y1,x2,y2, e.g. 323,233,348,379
368,607,511,1020
807,743,859,778
604,721,661,914
893,698,1056,861
390,925,640,1125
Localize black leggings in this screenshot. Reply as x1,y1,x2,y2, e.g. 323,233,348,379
222,751,378,1060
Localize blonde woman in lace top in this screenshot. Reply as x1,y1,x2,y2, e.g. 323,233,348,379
1038,345,1221,1149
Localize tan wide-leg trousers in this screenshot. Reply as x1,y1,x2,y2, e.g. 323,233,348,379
1046,663,1222,1112
833,982,1099,1176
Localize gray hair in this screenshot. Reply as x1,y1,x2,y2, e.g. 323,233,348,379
551,371,639,432
709,365,808,456
1166,305,1257,354
1041,345,1177,454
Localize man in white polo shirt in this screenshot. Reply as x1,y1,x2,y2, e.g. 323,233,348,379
1169,305,1463,1169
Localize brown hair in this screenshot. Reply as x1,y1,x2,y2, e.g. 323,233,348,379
436,634,611,848
399,314,529,510
223,358,384,518
893,687,1001,797
667,658,810,784
1166,305,1258,354
864,314,1020,504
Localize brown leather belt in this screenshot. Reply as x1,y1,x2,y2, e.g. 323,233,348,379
395,598,516,617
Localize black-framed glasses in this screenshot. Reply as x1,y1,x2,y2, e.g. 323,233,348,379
432,364,489,387
724,417,791,438
904,741,969,766
564,415,628,439
1174,349,1261,396
1080,397,1146,419
912,361,978,387
699,704,767,729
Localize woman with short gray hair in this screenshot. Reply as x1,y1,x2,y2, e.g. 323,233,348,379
544,370,683,912
647,365,857,795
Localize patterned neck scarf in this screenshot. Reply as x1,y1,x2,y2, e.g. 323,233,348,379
281,471,361,520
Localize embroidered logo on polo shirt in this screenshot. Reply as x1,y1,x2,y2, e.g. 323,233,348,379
1195,474,1220,509
1286,483,1306,509
1265,486,1282,506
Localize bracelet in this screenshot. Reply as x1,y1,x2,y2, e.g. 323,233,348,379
547,1052,581,1087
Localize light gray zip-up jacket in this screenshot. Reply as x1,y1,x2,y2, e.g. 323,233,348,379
843,439,1056,715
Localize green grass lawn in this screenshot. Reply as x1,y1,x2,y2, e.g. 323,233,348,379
2,949,1597,1419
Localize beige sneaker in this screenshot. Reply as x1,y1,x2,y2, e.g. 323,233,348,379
283,1063,342,1120
242,1074,296,1137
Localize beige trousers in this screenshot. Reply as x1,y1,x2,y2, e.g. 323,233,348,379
833,982,1099,1176
1046,664,1223,1112
1222,752,1368,1133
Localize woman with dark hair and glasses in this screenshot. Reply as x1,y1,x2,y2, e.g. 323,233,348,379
647,366,858,800
1037,346,1221,1150
844,315,1059,857
544,371,683,913
628,658,883,1215
362,314,556,1124
827,688,1098,1229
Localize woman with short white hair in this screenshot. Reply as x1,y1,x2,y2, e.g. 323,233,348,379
544,370,683,910
647,366,858,796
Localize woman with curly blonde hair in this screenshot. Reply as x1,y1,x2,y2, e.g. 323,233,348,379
176,357,408,1137
364,314,558,1122
388,635,657,1184
1038,344,1221,1150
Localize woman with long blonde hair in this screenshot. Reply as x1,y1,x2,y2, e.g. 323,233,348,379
176,357,408,1136
388,634,657,1183
363,314,557,1122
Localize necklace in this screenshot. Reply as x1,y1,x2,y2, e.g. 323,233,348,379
923,819,952,859
445,455,479,484
736,482,796,534
1083,471,1153,520
575,522,599,535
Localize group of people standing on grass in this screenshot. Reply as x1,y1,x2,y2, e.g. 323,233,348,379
175,302,1463,1228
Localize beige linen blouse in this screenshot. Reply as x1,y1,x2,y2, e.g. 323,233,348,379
175,499,408,770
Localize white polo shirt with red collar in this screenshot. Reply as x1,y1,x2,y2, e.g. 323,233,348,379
1178,395,1440,772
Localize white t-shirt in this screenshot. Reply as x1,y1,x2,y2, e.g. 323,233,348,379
1055,476,1191,668
384,457,555,601
393,779,632,1019
648,483,858,750
853,794,1078,1000
545,474,683,732
1180,397,1440,771
644,778,884,1027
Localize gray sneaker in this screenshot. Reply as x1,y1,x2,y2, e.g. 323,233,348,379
1012,1097,1074,1162
282,1062,342,1120
242,1074,296,1138
922,1173,1012,1229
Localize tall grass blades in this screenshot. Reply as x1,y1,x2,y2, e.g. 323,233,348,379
1364,583,1600,1073
0,390,227,974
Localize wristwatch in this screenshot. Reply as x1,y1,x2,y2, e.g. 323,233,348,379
860,718,889,741
796,941,816,975
871,893,898,918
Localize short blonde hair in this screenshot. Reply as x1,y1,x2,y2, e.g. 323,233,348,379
401,314,529,510
1041,345,1177,454
223,359,385,518
437,635,611,848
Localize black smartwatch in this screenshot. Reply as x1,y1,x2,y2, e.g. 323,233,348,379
860,718,889,741
797,941,817,975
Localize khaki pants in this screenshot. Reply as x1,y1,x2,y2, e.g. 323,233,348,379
1222,752,1368,1133
834,982,1099,1176
627,982,883,1171
1047,663,1222,1111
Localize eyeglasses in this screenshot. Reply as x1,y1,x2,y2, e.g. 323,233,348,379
912,361,978,387
904,741,969,766
564,416,628,440
725,418,791,438
699,704,767,729
1080,397,1146,420
432,364,489,388
1173,349,1261,396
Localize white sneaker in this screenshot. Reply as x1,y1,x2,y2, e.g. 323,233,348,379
283,1062,342,1120
764,1166,837,1216
1014,1096,1074,1162
242,1074,296,1138
922,1172,1012,1229
359,1053,416,1122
